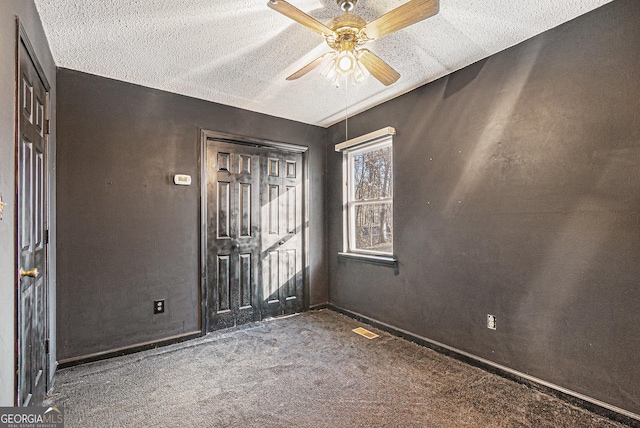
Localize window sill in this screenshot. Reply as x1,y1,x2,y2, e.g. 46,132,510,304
338,252,398,267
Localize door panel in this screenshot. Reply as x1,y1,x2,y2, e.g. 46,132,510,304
206,142,262,330
260,150,303,319
205,140,304,330
239,183,251,237
17,39,48,406
217,255,231,312
239,253,252,308
266,250,279,303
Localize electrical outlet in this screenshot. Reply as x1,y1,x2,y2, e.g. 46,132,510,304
487,314,496,330
154,299,165,314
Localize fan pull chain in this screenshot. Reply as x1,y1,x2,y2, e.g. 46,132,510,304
345,79,349,142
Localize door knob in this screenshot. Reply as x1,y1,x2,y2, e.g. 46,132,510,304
19,267,39,278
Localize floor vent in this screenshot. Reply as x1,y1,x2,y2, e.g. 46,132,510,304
352,327,379,339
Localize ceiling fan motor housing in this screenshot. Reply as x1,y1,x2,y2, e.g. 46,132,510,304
326,13,367,52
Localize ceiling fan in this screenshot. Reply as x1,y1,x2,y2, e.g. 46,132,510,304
268,0,440,86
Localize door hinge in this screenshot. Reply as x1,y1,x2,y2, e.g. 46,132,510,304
45,119,50,135
45,339,49,354
44,229,49,245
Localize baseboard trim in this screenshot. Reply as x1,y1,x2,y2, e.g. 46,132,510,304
309,302,329,311
328,304,640,427
58,331,202,369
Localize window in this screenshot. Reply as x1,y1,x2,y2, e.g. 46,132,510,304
344,136,393,256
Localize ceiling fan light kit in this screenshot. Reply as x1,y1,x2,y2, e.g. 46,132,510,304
268,0,440,86
321,50,369,87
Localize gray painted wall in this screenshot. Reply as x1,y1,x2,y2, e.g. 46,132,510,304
0,0,56,406
56,69,328,361
327,0,640,417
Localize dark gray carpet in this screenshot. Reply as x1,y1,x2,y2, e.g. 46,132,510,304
45,310,624,427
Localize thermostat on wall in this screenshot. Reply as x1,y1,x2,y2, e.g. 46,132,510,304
174,174,192,186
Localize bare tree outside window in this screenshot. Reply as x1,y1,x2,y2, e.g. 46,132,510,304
347,140,393,254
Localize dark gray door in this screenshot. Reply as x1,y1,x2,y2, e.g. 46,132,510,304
205,141,304,330
260,150,303,319
206,141,262,330
17,38,48,406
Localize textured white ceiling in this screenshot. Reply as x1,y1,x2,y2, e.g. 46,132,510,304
34,0,613,127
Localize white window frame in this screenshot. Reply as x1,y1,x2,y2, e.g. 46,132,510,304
337,128,395,258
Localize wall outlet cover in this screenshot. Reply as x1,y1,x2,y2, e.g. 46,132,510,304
487,314,497,330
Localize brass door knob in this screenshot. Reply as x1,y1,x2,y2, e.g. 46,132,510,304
19,267,39,278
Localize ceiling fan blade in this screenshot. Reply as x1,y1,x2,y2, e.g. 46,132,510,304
362,0,439,40
268,0,336,37
358,49,400,86
286,53,333,80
